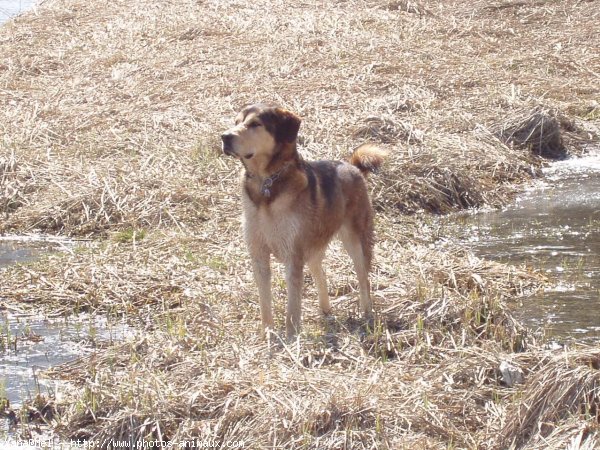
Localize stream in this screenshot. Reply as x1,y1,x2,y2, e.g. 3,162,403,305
447,150,600,342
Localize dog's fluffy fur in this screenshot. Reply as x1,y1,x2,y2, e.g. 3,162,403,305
221,103,387,338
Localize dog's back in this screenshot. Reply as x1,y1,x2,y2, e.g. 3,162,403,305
301,144,387,267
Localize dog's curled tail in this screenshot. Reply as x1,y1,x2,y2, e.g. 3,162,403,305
349,144,388,176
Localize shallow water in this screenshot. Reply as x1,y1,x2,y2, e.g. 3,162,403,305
0,311,131,444
0,0,35,25
0,239,59,268
448,151,600,342
0,238,132,443
0,312,130,407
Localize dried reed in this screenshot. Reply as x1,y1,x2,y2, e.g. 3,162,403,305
0,0,599,447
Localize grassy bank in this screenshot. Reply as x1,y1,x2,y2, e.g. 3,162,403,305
1,0,600,447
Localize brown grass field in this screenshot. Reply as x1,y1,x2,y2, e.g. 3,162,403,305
1,0,600,448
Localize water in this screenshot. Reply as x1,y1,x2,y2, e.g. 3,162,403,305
0,0,35,26
0,311,131,446
0,312,130,407
449,151,600,342
0,238,63,268
0,238,132,444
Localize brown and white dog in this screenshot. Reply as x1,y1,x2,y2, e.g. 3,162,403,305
221,103,386,338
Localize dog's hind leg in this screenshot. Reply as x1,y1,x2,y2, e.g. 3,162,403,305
340,223,373,317
307,251,331,315
251,251,274,333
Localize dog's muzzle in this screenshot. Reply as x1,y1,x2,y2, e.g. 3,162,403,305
221,132,236,156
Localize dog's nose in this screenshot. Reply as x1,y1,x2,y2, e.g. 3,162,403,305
221,132,233,144
221,132,235,155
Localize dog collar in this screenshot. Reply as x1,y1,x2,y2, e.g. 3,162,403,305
259,162,293,198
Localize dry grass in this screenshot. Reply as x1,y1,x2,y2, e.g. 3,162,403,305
1,0,598,234
496,348,600,449
492,107,567,159
0,0,599,448
40,242,537,448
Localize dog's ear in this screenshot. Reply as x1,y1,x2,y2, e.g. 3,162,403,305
273,108,301,143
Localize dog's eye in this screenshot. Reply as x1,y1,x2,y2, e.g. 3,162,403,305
247,121,262,128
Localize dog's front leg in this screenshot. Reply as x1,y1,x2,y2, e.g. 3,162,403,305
285,257,304,339
251,252,274,334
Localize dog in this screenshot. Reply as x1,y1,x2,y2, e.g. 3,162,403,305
221,103,387,338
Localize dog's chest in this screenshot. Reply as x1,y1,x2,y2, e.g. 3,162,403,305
243,198,301,258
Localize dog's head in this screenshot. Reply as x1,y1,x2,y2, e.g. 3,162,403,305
221,104,301,163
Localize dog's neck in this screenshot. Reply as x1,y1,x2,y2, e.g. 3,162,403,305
254,161,294,198
243,141,298,177
243,142,301,203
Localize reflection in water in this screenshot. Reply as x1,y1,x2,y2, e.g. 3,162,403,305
450,151,600,342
